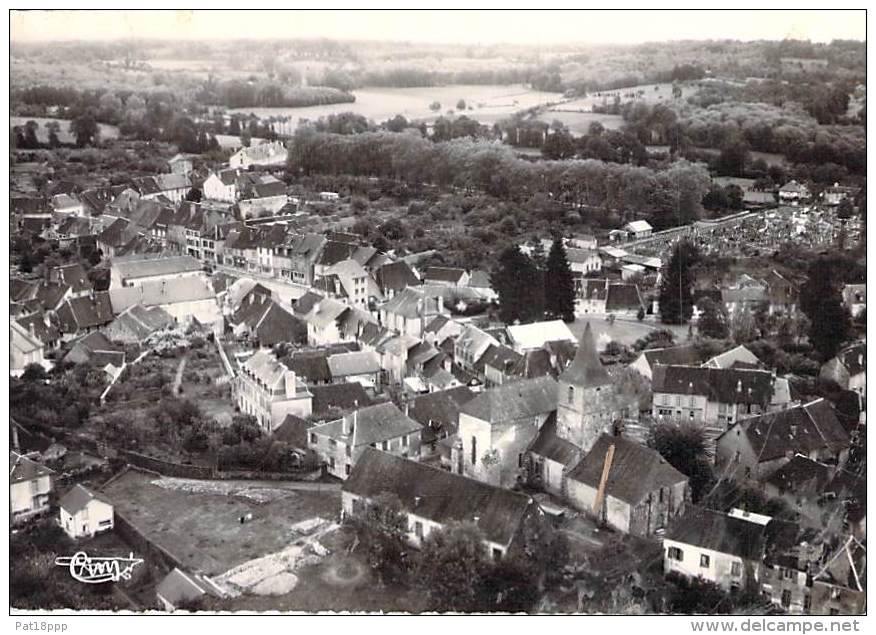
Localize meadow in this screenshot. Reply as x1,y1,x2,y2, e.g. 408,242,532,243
229,84,562,132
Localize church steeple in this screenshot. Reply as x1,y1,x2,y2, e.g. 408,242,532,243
560,323,611,387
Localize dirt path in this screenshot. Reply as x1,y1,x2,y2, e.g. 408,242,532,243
172,353,189,395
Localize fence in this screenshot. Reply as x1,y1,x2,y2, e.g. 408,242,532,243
118,450,216,479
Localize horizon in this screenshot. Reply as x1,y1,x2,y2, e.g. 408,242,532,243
10,9,867,46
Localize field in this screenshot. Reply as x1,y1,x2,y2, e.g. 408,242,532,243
229,84,562,131
557,82,679,110
102,469,341,577
749,150,788,168
535,110,624,134
10,116,120,144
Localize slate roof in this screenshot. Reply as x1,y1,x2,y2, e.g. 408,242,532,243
10,452,54,484
375,261,420,294
721,399,850,463
651,365,776,405
763,454,833,493
559,323,611,387
567,434,687,504
327,351,380,378
110,304,175,340
309,382,372,416
242,350,300,392
59,484,110,515
293,291,324,316
112,254,203,281
481,344,524,373
641,345,703,368
381,287,441,320
109,278,216,313
408,386,475,443
343,448,534,547
317,240,359,267
286,351,332,385
423,267,466,284
272,414,311,449
310,402,422,447
461,375,558,423
16,312,60,345
528,414,580,467
664,506,767,560
624,220,653,233
299,296,349,329
52,263,91,294
56,293,114,333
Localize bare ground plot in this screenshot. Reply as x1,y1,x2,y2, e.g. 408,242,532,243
220,526,428,613
101,469,341,577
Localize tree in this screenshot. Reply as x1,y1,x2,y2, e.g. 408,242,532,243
491,245,543,324
836,198,854,220
456,99,467,111
544,235,575,322
697,298,729,339
800,258,852,360
416,522,488,612
21,363,47,382
658,240,699,325
69,113,100,147
429,101,441,112
347,493,410,586
45,121,61,148
184,187,202,203
23,120,40,149
239,130,252,147
649,420,713,501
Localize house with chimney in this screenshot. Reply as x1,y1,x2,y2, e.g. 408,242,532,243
10,451,54,525
651,365,794,431
565,434,688,536
109,277,223,336
379,287,447,338
109,253,205,290
342,448,538,559
308,402,423,479
235,350,313,431
663,507,770,591
714,399,850,482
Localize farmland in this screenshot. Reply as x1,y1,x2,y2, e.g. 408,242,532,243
535,110,624,134
229,84,563,132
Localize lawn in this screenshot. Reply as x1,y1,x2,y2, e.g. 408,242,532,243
570,316,692,350
102,469,341,577
535,110,624,135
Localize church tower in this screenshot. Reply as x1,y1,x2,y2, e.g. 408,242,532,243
557,323,626,453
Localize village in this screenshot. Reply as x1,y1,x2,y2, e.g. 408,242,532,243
8,15,867,617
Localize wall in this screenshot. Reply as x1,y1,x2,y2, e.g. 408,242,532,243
10,475,52,522
663,538,754,591
558,382,626,453
459,412,547,488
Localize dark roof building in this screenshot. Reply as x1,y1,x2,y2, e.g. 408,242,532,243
343,448,535,549
665,506,768,561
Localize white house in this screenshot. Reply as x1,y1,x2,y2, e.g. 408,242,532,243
202,169,240,202
623,220,653,240
10,452,54,525
663,507,768,591
229,140,286,169
10,321,47,377
778,180,811,203
236,349,313,431
58,484,114,539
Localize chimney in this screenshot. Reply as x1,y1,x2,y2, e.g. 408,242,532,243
284,369,297,398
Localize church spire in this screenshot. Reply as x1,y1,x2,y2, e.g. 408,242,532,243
560,323,611,387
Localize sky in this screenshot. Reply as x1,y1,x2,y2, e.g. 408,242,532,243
10,9,867,46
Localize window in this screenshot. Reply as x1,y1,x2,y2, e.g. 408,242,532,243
518,453,523,468
329,457,336,470
675,395,681,406
783,567,794,580
381,440,389,451
731,562,742,577
700,554,710,568
492,548,503,561
310,433,318,445
471,436,477,466
667,547,683,561
658,488,664,503
414,521,423,539
781,590,792,608
402,435,409,448
345,445,351,458
345,464,351,476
